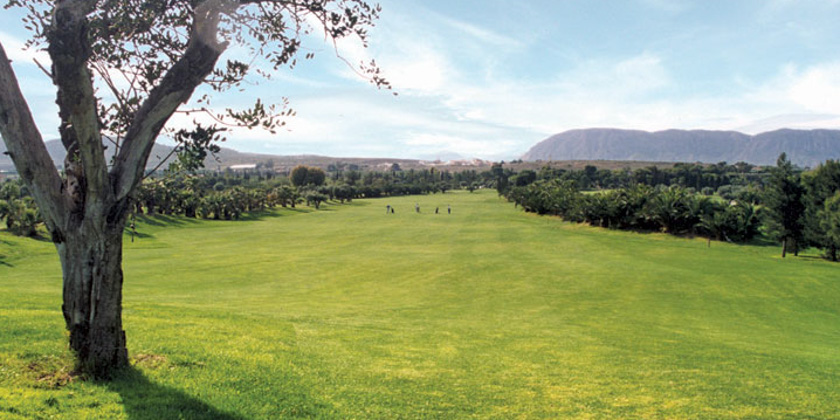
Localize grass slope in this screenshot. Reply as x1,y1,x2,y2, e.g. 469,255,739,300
1,190,839,418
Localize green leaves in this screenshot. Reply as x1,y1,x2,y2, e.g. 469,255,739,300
0,181,42,237
173,123,226,173
763,153,806,246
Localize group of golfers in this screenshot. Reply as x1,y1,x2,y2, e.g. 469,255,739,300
385,203,451,215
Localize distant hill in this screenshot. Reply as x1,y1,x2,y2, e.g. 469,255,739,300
419,151,466,162
1,140,486,174
0,139,177,172
522,128,840,167
0,140,375,173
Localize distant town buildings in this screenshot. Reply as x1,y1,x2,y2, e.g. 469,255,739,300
229,164,258,171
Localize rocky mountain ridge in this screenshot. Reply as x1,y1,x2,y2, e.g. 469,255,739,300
522,128,840,167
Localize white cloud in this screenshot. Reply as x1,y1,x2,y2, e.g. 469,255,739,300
786,62,840,114
427,52,675,138
380,45,451,92
435,15,523,49
0,31,50,66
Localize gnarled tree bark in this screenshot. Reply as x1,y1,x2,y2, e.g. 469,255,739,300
58,211,130,376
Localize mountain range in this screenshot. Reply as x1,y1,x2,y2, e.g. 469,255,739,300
521,128,840,167
4,128,840,173
0,140,175,172
0,140,444,173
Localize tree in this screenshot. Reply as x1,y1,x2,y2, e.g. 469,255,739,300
802,160,840,259
0,0,387,378
819,192,840,262
290,165,326,187
334,184,354,203
511,169,537,187
763,153,806,258
290,165,310,187
304,191,328,209
696,203,727,247
0,196,42,236
306,167,327,186
645,186,695,234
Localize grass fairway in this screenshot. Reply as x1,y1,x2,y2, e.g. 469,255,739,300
1,190,839,418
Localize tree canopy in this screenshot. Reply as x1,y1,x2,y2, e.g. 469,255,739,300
764,153,806,257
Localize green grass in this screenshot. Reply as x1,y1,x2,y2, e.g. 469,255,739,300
1,190,839,419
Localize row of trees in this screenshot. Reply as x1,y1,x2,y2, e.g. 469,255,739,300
130,164,471,219
507,181,760,245
1,162,488,236
494,161,766,200
502,154,840,261
326,166,490,194
766,155,840,260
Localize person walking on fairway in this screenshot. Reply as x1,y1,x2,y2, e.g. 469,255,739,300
435,207,439,214
448,204,451,214
386,204,391,214
415,203,420,213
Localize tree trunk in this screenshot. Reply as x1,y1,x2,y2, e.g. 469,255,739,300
57,219,129,378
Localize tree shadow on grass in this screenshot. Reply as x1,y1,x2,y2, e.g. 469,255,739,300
0,239,10,266
237,209,296,221
104,367,246,420
744,236,782,248
135,214,200,227
123,229,154,240
336,200,370,207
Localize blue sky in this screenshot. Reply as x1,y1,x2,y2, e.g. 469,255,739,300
2,0,840,160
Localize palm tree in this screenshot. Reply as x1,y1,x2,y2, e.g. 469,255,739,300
647,186,693,233
695,202,728,247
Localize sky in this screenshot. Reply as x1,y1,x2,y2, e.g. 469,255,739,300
2,0,840,160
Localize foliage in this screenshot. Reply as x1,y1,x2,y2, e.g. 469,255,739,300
505,181,760,245
497,156,835,258
0,180,42,236
7,163,501,228
802,160,840,259
763,153,806,257
494,161,766,198
819,192,840,261
304,191,328,209
290,165,326,187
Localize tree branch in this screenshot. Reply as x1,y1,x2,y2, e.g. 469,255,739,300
48,0,110,213
0,42,67,235
111,0,229,200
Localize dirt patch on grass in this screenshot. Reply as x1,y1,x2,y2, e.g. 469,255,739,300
26,360,78,389
132,353,168,369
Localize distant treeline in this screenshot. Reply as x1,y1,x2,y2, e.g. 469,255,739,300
131,164,493,219
6,157,839,261
494,161,765,201
0,164,494,234
495,157,840,261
